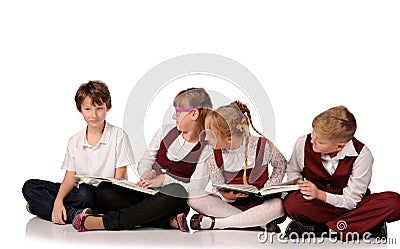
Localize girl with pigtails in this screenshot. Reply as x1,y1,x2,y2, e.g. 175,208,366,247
184,101,287,231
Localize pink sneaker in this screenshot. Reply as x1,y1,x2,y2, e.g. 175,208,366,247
176,213,189,232
72,213,103,232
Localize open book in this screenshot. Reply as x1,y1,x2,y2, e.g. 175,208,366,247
75,175,159,195
212,178,301,198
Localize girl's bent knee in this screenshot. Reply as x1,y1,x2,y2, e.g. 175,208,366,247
160,183,187,198
188,189,208,199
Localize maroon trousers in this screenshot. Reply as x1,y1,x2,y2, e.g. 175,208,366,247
283,191,400,236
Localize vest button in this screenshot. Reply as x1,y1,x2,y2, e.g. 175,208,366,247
327,184,331,188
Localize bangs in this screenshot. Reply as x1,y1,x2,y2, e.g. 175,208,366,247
205,111,230,137
91,96,106,107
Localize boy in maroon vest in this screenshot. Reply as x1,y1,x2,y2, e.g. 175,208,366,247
283,105,400,240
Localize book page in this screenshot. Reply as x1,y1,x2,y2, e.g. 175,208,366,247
115,179,158,195
213,177,302,197
212,183,259,194
75,175,158,195
259,184,299,196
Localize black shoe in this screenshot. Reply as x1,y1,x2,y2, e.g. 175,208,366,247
275,214,287,225
368,222,387,238
285,220,329,239
190,214,215,230
265,221,281,233
263,215,285,233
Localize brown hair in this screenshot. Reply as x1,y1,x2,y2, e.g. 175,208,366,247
173,87,213,128
206,100,274,184
75,80,112,112
312,105,357,142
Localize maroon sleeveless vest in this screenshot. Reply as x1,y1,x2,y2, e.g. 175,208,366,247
303,133,364,194
213,137,269,189
152,127,205,183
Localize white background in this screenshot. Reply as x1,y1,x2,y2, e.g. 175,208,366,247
1,0,399,248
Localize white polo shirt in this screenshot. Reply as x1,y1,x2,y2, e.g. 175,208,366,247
61,122,135,185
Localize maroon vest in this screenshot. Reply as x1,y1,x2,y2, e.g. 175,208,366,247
152,127,205,183
213,137,269,189
303,133,364,194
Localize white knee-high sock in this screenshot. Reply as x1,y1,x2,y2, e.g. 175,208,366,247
188,191,284,230
214,198,284,229
188,190,242,229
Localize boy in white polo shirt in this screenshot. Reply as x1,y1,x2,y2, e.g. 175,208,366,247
22,80,134,224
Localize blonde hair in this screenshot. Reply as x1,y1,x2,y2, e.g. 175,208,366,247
173,87,213,128
312,105,357,142
206,101,274,184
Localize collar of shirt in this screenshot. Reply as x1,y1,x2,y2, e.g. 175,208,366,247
321,139,358,161
220,135,259,172
81,121,111,149
221,137,246,154
166,132,198,161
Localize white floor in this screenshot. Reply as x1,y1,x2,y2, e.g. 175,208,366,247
23,212,399,249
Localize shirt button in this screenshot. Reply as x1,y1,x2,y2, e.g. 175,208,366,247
327,184,331,188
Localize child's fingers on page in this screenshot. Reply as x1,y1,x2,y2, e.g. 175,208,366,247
138,179,148,186
142,181,151,189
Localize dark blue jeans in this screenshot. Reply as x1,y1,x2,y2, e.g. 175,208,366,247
22,179,97,223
